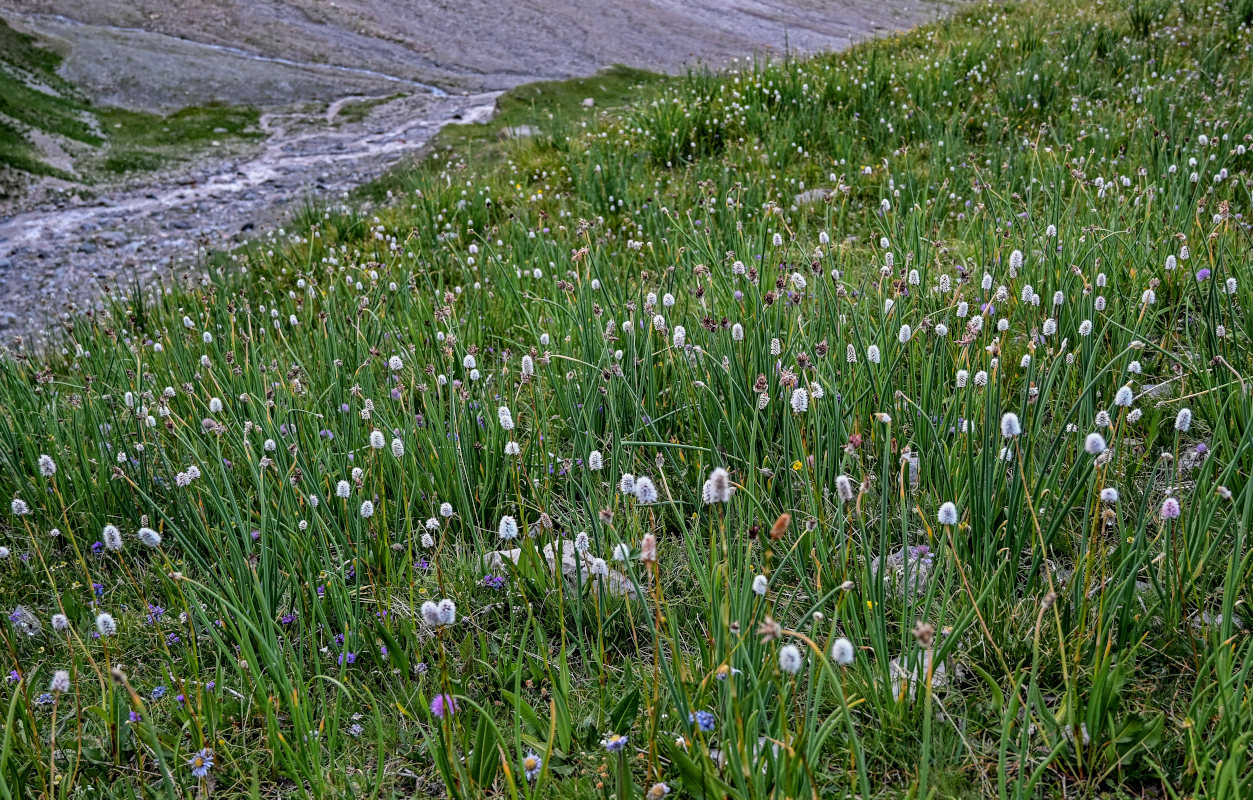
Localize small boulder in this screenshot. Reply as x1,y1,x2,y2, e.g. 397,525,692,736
889,648,950,700
97,231,128,248
485,541,636,597
794,187,834,205
870,544,934,597
498,124,541,141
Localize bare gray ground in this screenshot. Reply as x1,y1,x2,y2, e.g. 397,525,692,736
7,0,948,102
0,0,949,341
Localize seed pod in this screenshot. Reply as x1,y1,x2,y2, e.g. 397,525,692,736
769,513,792,541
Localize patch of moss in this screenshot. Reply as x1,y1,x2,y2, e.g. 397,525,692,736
92,104,263,175
332,94,407,125
97,104,262,151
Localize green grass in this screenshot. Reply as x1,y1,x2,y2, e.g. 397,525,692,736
443,64,662,150
359,65,663,201
2,0,1253,798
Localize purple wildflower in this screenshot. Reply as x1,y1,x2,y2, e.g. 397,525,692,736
430,693,457,719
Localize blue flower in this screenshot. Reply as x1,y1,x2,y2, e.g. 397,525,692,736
187,748,214,778
602,732,629,752
689,710,715,732
523,751,543,781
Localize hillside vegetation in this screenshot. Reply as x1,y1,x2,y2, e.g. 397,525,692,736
0,18,96,180
0,17,259,194
2,0,1253,798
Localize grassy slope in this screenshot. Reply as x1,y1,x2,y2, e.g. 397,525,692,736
0,18,93,180
356,65,664,203
0,17,261,187
92,104,262,176
2,1,1253,798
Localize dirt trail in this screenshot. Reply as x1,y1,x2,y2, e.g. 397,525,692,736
0,0,949,341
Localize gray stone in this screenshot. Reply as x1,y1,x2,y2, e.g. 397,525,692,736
889,649,951,700
871,545,934,598
499,124,541,140
794,187,834,205
485,541,636,598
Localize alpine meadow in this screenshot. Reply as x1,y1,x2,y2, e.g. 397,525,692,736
4,0,1253,798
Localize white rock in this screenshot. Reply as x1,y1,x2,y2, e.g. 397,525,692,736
485,541,636,597
889,648,950,700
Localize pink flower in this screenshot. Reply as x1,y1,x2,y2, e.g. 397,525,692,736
639,533,657,563
1160,498,1181,520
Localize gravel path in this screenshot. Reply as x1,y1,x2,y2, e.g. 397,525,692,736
0,0,949,343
